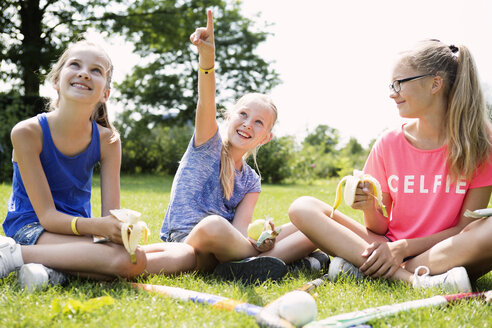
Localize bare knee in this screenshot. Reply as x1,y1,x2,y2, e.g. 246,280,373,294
188,215,231,247
174,243,197,272
289,196,326,227
113,247,147,278
463,218,492,248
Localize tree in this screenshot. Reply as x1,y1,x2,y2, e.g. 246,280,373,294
340,137,364,156
0,0,128,182
303,124,340,154
104,0,280,125
0,0,127,96
0,0,280,179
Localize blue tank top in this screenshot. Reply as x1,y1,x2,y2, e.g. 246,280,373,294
3,113,100,237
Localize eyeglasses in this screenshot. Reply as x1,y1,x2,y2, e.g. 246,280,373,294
389,74,434,94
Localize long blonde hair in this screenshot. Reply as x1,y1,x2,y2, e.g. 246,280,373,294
400,40,491,181
220,93,278,200
46,40,119,142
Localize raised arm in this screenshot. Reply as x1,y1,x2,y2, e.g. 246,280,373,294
190,9,217,147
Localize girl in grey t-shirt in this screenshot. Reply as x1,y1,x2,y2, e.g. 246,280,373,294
143,10,325,282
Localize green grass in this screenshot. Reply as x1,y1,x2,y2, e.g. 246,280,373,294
0,175,491,327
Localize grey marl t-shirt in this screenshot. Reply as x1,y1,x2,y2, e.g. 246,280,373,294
160,128,261,241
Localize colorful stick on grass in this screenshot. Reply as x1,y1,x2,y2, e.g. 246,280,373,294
132,275,332,328
132,283,294,327
304,290,491,328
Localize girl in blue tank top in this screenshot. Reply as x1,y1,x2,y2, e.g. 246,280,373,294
0,39,195,288
143,11,324,282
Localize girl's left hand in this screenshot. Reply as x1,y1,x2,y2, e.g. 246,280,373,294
359,241,406,278
96,214,124,245
190,10,215,60
248,237,275,253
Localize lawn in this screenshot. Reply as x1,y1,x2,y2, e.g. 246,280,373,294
0,175,491,327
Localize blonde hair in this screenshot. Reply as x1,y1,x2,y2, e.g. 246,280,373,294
400,40,491,181
46,40,119,142
220,93,278,200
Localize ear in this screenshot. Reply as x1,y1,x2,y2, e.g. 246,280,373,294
430,75,444,95
52,79,60,91
100,88,111,103
260,131,273,146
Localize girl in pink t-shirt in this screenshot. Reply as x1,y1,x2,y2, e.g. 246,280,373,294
289,40,492,292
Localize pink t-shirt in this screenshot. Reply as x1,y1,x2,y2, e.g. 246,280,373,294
364,125,492,241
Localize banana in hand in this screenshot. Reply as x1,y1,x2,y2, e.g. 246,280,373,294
110,209,149,264
331,169,386,218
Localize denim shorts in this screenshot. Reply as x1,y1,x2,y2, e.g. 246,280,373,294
12,222,45,245
166,231,189,243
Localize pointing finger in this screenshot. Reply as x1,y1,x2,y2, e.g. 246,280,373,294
206,9,214,35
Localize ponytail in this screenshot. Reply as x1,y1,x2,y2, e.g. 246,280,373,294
446,45,490,181
401,40,491,181
220,140,235,200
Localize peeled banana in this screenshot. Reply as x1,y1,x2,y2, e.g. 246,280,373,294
331,170,386,218
110,209,149,264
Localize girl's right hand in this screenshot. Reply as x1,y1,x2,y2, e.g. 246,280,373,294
98,215,123,244
190,10,215,62
248,237,275,253
352,181,376,212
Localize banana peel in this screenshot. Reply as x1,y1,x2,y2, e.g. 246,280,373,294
249,216,281,247
331,170,387,218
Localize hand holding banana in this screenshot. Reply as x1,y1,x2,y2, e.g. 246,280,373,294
331,170,387,217
110,209,150,264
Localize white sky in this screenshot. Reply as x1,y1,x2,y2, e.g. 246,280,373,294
41,0,492,147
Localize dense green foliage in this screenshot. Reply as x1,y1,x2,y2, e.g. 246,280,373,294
116,112,194,174
0,176,490,327
0,0,126,96
108,0,280,125
0,93,48,181
251,135,297,184
0,0,281,182
116,121,370,182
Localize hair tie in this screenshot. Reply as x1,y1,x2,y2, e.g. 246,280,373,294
449,45,459,53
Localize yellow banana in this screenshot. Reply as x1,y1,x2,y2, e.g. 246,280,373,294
331,170,386,217
110,209,150,264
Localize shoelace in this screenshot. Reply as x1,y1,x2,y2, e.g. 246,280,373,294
413,265,430,286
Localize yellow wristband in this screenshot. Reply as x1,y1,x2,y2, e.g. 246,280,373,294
71,217,81,235
198,65,214,75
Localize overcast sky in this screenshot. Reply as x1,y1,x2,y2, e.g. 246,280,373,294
41,0,492,147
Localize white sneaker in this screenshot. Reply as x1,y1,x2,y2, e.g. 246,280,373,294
327,256,364,282
18,263,67,291
412,266,472,293
0,235,24,278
